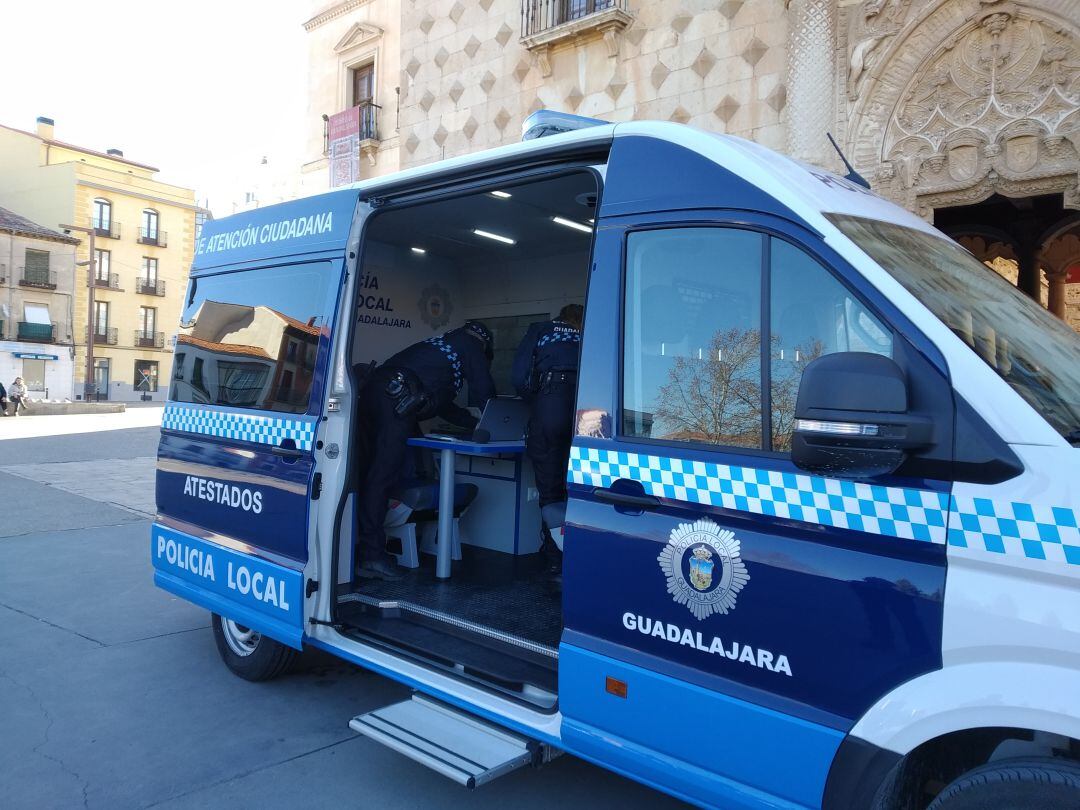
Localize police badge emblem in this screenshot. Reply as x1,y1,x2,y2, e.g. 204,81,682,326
417,284,453,330
658,519,749,621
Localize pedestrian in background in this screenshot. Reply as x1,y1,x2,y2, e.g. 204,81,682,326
8,377,28,416
0,379,7,416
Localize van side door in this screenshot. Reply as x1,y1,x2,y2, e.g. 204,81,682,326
559,214,951,808
154,257,342,647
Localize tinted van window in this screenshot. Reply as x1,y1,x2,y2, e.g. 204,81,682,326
172,262,334,413
623,227,764,448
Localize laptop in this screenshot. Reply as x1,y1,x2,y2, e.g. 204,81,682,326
475,396,530,442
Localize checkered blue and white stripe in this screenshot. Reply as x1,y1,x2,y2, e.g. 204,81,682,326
948,496,1080,566
162,405,316,451
537,329,580,348
568,446,950,543
568,446,1080,567
425,337,463,391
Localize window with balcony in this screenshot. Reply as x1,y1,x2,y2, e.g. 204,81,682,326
19,303,53,342
139,209,165,246
95,249,110,282
138,257,163,296
351,63,378,141
136,306,162,348
520,0,631,68
92,198,117,238
22,249,55,288
94,300,116,345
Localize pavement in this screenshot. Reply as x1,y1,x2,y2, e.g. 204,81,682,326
0,410,687,810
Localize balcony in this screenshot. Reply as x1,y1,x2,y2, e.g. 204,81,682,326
520,0,631,73
94,273,122,291
326,101,381,168
134,330,165,349
94,327,118,346
19,267,57,290
136,278,166,297
138,228,168,247
18,321,55,343
90,218,121,239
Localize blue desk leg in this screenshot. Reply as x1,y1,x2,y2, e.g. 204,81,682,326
436,447,455,580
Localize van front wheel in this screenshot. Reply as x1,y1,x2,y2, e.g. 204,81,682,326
211,613,296,681
927,757,1080,810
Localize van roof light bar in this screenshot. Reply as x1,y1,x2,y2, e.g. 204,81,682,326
522,109,607,141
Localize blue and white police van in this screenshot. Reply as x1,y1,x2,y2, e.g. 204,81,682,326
152,113,1080,809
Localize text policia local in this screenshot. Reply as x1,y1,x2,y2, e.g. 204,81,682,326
156,534,291,611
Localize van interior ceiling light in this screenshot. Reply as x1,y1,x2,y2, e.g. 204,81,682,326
552,216,592,234
473,228,516,245
490,190,511,199
411,247,427,254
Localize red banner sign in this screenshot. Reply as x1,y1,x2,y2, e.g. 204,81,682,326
328,108,359,188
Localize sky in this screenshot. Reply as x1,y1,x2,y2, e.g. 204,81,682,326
0,1,309,216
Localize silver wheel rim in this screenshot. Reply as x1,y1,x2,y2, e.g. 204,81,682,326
221,617,261,657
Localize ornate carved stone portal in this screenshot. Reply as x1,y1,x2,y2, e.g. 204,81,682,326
842,0,1080,328
847,0,1079,218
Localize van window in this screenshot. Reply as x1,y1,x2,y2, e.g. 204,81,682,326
622,227,764,448
622,228,893,453
770,239,892,450
172,262,334,414
828,214,1080,440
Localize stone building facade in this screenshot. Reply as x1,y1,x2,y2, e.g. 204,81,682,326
0,206,79,400
303,0,1079,328
0,118,199,401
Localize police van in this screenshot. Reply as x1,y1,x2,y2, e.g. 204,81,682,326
152,113,1080,809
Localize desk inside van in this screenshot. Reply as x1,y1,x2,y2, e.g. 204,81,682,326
406,436,537,579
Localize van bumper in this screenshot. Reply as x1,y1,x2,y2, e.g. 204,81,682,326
150,523,304,650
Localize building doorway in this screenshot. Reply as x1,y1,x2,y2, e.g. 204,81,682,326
93,358,110,401
933,194,1080,332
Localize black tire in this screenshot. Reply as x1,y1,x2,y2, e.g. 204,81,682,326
927,756,1080,810
211,612,297,681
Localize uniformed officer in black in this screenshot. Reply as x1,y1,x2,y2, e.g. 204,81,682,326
355,320,496,580
512,304,583,575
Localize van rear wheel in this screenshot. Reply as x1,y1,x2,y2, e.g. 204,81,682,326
211,613,297,681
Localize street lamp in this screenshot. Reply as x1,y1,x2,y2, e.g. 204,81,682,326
60,222,96,401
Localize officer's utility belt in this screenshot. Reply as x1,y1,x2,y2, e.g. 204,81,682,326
383,367,430,418
540,370,577,386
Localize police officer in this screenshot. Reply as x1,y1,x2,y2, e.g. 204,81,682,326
355,320,496,580
512,304,583,578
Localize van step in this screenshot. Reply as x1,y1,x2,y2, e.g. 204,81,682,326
349,695,539,788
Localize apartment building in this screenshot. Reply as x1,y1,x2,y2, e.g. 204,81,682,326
0,205,78,399
0,117,198,400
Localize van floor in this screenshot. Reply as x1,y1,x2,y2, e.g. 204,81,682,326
337,547,562,697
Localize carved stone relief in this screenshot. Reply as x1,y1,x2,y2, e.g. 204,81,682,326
844,0,1080,217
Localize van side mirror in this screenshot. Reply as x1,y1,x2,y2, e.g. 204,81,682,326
791,352,933,478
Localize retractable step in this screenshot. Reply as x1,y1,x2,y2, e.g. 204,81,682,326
349,695,540,788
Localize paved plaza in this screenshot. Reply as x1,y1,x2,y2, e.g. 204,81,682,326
0,410,685,809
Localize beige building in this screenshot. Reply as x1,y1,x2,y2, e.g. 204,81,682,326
302,0,402,190
0,118,199,400
303,0,1079,329
0,205,79,399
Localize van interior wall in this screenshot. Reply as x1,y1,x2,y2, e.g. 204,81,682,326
351,238,463,367
352,243,588,391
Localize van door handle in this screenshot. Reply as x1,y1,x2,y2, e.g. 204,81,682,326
272,445,304,459
592,487,661,509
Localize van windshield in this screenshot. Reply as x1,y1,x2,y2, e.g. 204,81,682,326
826,214,1080,442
